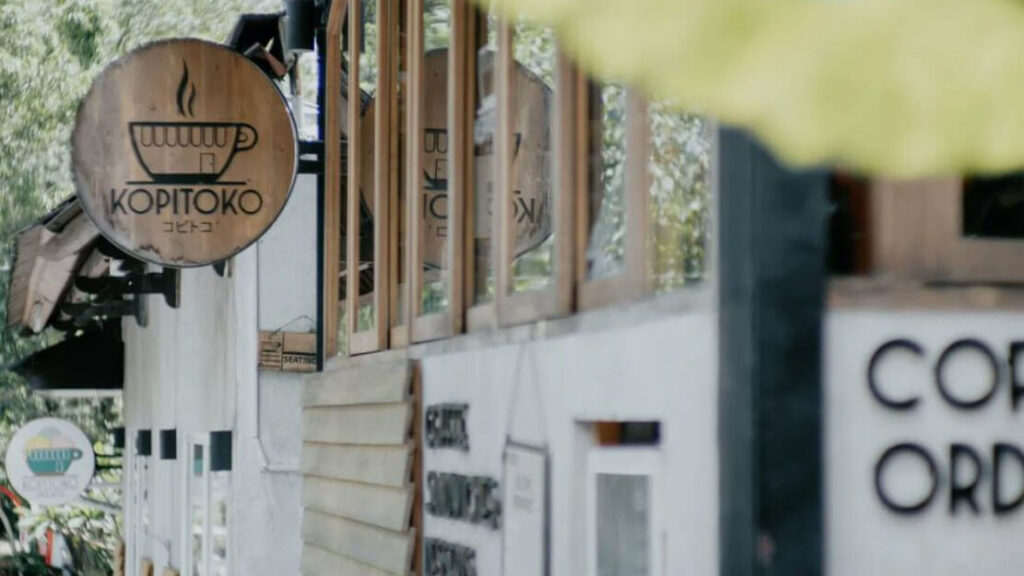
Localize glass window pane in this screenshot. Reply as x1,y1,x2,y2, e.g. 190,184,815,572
648,102,711,292
471,9,498,304
510,20,555,293
210,472,229,576
190,445,206,576
585,83,627,280
141,458,150,530
596,473,650,576
420,0,452,315
335,17,351,354
963,173,1024,239
357,0,379,333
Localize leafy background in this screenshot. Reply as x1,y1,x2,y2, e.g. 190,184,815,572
0,0,278,572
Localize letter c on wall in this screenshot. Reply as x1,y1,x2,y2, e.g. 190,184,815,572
868,339,925,410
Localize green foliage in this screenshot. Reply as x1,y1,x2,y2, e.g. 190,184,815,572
0,0,281,571
0,549,61,575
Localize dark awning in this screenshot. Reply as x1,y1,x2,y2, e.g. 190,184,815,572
9,325,122,397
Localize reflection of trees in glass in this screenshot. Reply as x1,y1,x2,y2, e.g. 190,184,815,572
425,0,451,52
359,1,379,94
649,102,710,291
513,20,555,88
421,0,452,315
587,83,627,279
511,20,556,291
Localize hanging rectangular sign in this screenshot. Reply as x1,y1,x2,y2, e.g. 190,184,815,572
502,442,548,576
258,331,316,372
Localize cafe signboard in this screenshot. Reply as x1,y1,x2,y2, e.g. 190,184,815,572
5,418,95,506
827,311,1024,575
72,39,298,267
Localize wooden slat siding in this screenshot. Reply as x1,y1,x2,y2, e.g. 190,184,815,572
301,543,394,576
301,443,412,487
302,476,414,532
304,363,411,407
302,509,414,575
301,359,417,576
302,403,412,445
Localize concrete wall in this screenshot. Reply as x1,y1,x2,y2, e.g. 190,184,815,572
121,174,316,576
418,306,720,576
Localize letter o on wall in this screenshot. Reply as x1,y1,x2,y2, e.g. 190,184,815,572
874,442,939,514
935,339,1000,410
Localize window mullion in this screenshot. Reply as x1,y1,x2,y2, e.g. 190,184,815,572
625,92,650,298
494,18,513,320
447,0,468,336
408,0,426,330
346,0,362,350
323,0,345,358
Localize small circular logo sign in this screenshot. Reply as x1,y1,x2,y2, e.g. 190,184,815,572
72,38,298,267
5,419,95,506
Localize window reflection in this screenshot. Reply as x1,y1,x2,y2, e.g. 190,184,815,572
509,20,555,293
586,83,627,280
596,473,651,576
357,0,379,333
647,102,710,292
421,0,452,315
471,10,499,304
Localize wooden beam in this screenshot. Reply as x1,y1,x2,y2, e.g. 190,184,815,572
324,0,348,358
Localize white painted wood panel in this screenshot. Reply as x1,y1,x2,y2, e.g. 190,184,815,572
301,443,412,487
302,476,413,532
300,543,393,576
304,363,410,407
301,509,414,575
302,403,411,445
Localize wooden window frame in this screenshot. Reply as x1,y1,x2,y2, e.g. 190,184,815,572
323,0,345,358
408,0,467,343
873,177,1024,284
574,79,649,310
347,0,391,355
462,5,497,333
388,0,410,349
494,20,574,327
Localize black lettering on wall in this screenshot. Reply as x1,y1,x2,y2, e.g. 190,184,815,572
424,538,477,576
935,339,1000,410
949,443,984,515
1009,342,1024,412
425,403,469,450
425,472,501,529
993,443,1024,515
874,442,939,515
868,339,924,410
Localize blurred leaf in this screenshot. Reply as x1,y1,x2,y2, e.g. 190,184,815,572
482,0,1024,176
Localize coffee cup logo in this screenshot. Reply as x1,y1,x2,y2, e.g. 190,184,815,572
128,63,260,185
23,428,84,476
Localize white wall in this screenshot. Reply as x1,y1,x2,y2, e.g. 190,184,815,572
420,310,719,576
827,310,1024,576
121,174,316,576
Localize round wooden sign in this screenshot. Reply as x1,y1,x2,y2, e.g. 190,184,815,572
415,50,552,270
72,39,298,267
339,50,551,273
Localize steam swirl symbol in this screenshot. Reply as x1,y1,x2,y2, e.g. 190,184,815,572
128,61,259,185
